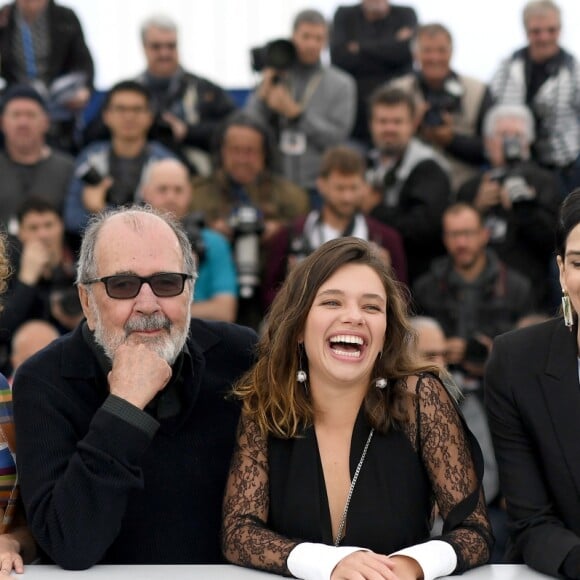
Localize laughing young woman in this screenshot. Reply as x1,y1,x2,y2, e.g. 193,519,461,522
222,237,492,580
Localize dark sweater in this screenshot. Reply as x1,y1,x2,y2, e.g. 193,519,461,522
13,319,257,569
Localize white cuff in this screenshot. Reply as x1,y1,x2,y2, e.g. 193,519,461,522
390,540,457,580
287,542,369,580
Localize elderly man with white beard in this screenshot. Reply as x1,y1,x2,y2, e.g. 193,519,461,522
12,205,257,569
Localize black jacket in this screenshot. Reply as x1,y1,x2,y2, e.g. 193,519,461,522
413,250,534,339
13,320,257,568
0,0,94,87
485,318,580,577
457,161,560,308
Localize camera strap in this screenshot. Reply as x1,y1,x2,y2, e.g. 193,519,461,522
289,70,324,109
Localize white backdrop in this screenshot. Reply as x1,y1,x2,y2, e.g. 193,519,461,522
63,0,580,90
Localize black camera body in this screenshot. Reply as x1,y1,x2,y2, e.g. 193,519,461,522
251,39,297,83
51,287,82,318
229,206,264,299
75,161,116,203
288,234,312,263
77,163,104,186
181,212,206,265
488,136,536,204
422,77,464,127
488,136,526,185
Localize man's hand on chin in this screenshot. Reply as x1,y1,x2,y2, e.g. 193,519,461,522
108,343,172,409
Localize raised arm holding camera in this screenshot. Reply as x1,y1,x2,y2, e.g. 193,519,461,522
246,9,356,199
457,104,560,310
63,81,175,239
389,23,493,192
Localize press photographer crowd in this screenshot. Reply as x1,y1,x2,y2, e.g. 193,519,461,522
0,0,579,576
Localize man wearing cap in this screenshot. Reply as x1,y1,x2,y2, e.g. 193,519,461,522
0,84,74,232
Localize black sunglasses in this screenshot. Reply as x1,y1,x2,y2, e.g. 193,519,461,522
83,273,192,299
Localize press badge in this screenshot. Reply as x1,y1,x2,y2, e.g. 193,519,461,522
280,129,307,155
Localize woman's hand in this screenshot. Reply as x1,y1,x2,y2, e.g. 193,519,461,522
331,550,398,579
388,555,423,580
0,534,23,575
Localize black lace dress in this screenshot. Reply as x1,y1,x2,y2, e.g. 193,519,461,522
222,373,493,576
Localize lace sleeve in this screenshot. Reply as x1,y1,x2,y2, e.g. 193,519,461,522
410,374,494,573
222,415,298,575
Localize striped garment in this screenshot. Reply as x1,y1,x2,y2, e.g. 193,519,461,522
0,374,17,534
490,48,580,168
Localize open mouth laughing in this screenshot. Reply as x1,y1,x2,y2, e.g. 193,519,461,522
328,334,366,358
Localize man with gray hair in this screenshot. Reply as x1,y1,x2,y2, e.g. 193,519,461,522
490,0,580,194
457,103,560,309
246,9,356,200
13,205,257,568
135,14,236,173
390,23,493,191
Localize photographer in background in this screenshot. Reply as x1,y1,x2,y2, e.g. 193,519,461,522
413,202,534,387
192,112,308,328
140,158,237,322
0,198,80,375
364,86,451,282
245,9,356,202
63,81,174,241
390,23,493,191
457,104,560,310
490,0,580,195
136,15,235,175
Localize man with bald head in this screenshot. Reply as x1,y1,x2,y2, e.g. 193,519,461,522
13,205,257,568
140,159,238,322
10,319,59,374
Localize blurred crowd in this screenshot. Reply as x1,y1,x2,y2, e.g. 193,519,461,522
0,0,572,383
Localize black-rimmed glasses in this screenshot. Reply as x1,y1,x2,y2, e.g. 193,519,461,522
82,273,192,299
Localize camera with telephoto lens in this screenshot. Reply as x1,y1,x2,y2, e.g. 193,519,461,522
229,206,264,299
488,135,525,185
181,212,206,265
488,136,535,204
250,39,297,83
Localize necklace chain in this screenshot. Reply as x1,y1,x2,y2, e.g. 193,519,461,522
334,428,375,546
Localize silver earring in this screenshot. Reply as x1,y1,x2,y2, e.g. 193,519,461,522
297,344,308,384
375,378,388,389
563,291,574,328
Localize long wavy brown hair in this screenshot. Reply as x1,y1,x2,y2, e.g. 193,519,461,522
234,238,439,438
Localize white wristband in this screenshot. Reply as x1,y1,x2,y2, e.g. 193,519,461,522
390,540,457,580
287,542,369,580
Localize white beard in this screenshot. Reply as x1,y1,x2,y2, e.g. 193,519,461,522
89,296,190,364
